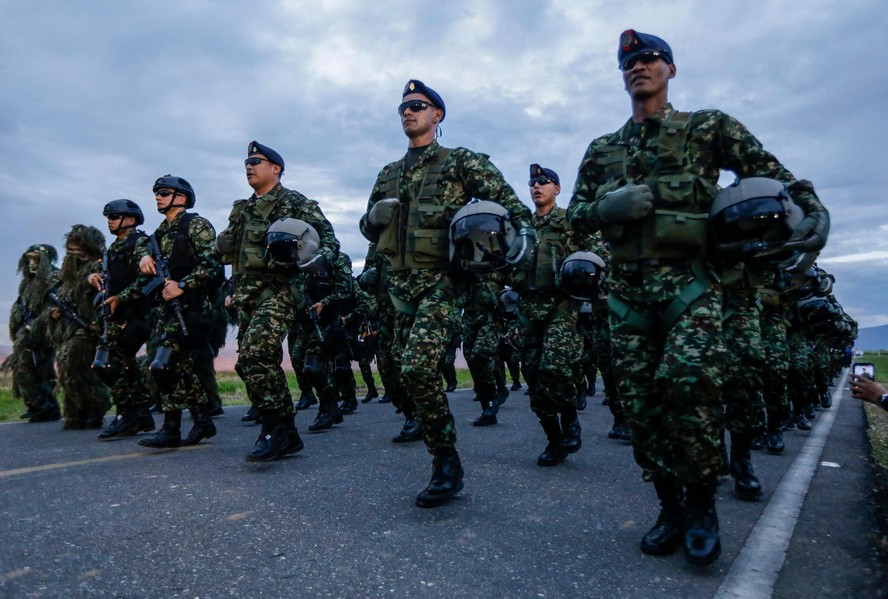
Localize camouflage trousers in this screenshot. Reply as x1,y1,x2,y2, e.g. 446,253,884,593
721,294,765,434
608,264,725,485
787,332,814,412
9,341,57,411
237,290,297,417
590,300,623,419
58,333,110,422
811,343,832,397
518,295,582,418
462,311,501,403
760,306,790,415
106,322,151,413
392,284,467,453
374,308,400,407
153,306,209,414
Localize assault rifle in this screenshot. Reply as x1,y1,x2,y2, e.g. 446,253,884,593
47,289,94,334
95,249,112,347
141,235,189,337
305,292,325,343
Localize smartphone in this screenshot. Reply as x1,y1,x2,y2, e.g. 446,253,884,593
852,362,876,381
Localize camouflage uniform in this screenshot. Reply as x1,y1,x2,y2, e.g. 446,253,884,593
6,245,60,421
567,105,827,487
759,272,792,433
462,272,506,424
48,226,111,428
137,211,221,415
358,245,398,405
514,205,583,458
100,230,154,424
360,141,533,454
217,183,339,419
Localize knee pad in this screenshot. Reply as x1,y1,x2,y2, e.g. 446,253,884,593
149,346,178,392
91,346,119,386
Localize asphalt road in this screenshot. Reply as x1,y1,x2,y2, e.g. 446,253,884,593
0,371,883,599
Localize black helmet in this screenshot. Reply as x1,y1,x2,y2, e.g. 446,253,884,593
153,174,195,208
449,199,516,272
559,251,606,301
496,288,520,316
103,199,145,225
266,217,323,272
709,177,802,263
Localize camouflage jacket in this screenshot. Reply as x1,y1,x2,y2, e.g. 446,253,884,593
217,183,339,306
567,104,826,241
134,211,222,304
361,141,532,302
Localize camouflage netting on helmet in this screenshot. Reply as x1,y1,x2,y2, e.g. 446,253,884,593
17,244,58,276
65,224,106,258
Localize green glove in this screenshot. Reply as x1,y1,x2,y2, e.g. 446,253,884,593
594,183,653,223
368,198,400,227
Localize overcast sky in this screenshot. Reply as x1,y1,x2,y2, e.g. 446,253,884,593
2,0,886,346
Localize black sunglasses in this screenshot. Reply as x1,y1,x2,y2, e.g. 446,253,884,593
620,51,667,71
245,157,270,166
106,214,124,221
529,177,555,187
397,100,433,116
155,189,175,198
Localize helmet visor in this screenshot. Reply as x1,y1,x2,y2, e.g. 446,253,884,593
451,213,510,264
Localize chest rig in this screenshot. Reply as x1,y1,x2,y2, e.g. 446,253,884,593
108,231,147,296
595,111,715,264
513,207,578,294
375,147,460,271
229,187,290,278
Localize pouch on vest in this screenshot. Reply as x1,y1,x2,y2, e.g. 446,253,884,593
376,202,401,258
408,229,450,267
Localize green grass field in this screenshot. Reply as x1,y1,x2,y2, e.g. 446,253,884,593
859,353,888,470
0,368,479,423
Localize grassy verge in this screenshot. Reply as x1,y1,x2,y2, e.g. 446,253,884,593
860,353,888,470
0,368,481,422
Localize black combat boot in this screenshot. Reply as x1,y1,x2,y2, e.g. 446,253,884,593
641,475,686,556
294,392,318,411
794,409,812,431
276,414,305,457
339,395,358,415
241,405,261,422
803,401,816,421
207,401,225,417
20,407,34,419
308,401,343,431
415,447,464,508
473,396,498,427
392,413,423,443
136,405,156,433
560,407,582,454
442,364,458,393
730,432,763,500
820,391,832,409
765,410,785,454
181,409,217,446
138,410,182,448
98,411,134,440
537,416,567,467
750,430,765,451
246,411,289,462
683,484,721,565
361,386,379,403
148,400,163,414
608,416,632,441
28,402,61,423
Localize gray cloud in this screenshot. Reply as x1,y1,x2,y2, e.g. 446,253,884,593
2,0,887,345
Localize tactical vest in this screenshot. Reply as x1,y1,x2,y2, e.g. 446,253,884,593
594,111,716,264
108,231,147,296
513,207,577,293
229,187,291,278
156,212,224,293
375,147,459,271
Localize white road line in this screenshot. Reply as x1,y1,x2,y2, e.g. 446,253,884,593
0,445,209,479
713,369,848,599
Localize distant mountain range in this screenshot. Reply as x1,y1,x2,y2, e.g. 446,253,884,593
855,325,888,352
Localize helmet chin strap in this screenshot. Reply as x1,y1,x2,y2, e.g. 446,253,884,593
109,220,135,235
157,192,182,214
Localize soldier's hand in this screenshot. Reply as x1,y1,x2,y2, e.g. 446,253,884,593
311,302,324,316
87,273,103,289
50,308,61,320
162,280,184,301
505,227,538,267
594,183,653,223
105,295,120,315
139,255,157,275
367,198,400,227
